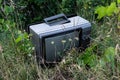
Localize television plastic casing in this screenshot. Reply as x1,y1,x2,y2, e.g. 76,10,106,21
29,14,91,64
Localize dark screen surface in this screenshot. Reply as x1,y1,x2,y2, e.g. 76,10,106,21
44,30,81,62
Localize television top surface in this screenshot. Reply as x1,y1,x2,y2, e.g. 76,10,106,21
29,16,91,36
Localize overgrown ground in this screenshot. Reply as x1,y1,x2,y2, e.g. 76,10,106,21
0,0,120,80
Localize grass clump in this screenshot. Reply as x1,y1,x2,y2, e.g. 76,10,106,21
0,0,120,80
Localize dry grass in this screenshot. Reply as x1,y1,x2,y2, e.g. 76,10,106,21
0,44,3,53
0,0,120,80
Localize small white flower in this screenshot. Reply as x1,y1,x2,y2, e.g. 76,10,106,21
74,37,79,41
51,41,55,44
28,54,32,57
106,35,110,37
61,40,66,43
68,38,72,42
32,47,35,50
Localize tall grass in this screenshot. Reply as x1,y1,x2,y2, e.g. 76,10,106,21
0,0,120,80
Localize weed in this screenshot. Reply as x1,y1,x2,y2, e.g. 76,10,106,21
0,0,120,80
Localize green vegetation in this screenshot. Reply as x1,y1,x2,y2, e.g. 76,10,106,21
0,0,120,80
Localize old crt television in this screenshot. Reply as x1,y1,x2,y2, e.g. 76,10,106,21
29,14,91,63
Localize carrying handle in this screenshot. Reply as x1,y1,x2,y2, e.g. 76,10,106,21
44,13,70,26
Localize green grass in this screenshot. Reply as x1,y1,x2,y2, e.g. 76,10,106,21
0,0,120,80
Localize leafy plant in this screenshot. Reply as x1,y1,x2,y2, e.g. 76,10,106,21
15,30,34,57
77,44,98,68
95,2,118,19
0,0,34,58
59,0,76,14
0,0,120,80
